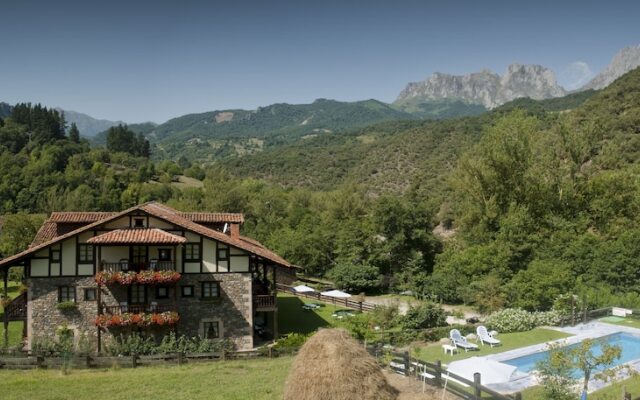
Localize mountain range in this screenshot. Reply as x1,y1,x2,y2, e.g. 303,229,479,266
394,44,640,114
2,43,638,159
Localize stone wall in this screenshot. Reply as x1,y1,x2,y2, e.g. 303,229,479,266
27,272,254,352
27,277,100,350
176,273,254,350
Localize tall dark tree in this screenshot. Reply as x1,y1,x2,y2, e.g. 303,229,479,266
106,124,150,157
68,122,80,142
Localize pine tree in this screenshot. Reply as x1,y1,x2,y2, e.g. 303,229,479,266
68,122,80,142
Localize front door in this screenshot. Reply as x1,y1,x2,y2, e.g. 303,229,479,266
131,246,147,271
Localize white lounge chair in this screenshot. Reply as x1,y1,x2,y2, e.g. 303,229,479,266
477,326,501,347
450,329,479,352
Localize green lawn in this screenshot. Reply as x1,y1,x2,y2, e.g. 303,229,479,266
599,316,640,330
0,356,294,400
1,281,23,348
522,374,640,400
277,293,353,335
414,328,572,363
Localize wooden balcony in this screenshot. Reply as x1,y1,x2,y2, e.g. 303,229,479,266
4,292,27,321
254,295,277,312
101,260,176,273
101,304,176,315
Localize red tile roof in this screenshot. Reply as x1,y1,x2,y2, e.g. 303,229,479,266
0,202,290,269
179,212,244,224
87,228,187,245
49,212,118,223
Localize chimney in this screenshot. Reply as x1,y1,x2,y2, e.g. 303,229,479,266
229,223,240,238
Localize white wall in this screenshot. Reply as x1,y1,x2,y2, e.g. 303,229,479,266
31,259,48,277
202,238,217,273
101,246,129,262
103,216,130,229
230,256,249,272
61,239,75,276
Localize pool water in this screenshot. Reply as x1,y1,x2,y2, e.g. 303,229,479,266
503,332,640,378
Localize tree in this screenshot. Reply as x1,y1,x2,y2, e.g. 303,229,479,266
0,213,46,257
68,122,80,142
105,124,150,157
328,263,381,293
536,339,622,399
398,302,447,330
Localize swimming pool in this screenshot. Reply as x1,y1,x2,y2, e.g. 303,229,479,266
503,332,640,378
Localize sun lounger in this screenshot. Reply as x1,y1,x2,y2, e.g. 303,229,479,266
476,326,501,347
450,329,479,352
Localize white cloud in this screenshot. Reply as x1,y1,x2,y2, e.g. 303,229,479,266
558,61,594,91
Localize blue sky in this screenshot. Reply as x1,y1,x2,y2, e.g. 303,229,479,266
0,0,638,123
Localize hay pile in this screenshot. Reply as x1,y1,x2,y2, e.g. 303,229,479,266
283,328,398,400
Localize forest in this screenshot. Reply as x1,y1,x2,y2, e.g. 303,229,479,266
2,67,640,313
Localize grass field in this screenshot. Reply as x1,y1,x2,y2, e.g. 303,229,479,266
277,293,351,335
414,328,572,363
0,356,294,400
599,316,640,330
1,281,23,348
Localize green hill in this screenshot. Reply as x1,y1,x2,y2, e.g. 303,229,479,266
393,98,488,119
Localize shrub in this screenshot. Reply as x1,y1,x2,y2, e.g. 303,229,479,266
398,302,447,330
106,333,156,356
370,303,400,330
485,308,561,333
328,263,381,293
274,333,310,350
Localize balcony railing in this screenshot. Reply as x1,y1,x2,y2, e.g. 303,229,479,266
101,260,176,273
254,295,277,311
101,304,176,315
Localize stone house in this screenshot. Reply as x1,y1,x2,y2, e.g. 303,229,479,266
0,202,291,351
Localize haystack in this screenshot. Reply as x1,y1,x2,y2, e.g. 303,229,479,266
283,328,398,400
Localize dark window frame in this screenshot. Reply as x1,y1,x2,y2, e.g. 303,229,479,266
203,321,220,339
50,249,61,263
201,282,220,299
181,285,194,298
128,284,147,305
78,244,94,263
58,286,76,303
158,248,172,262
84,288,97,301
134,217,144,228
184,243,201,262
155,286,169,299
217,245,229,262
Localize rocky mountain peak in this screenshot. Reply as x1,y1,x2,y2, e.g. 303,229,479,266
395,64,565,109
582,45,640,90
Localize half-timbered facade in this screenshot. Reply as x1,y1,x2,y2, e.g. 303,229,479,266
0,202,291,351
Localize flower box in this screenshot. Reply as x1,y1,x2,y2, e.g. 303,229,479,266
95,311,179,328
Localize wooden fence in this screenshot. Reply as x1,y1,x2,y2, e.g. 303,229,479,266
0,348,298,370
275,283,377,312
375,349,521,400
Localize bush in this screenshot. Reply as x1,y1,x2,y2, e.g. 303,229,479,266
328,263,381,293
398,302,447,330
485,308,561,333
106,333,157,356
273,333,309,349
56,301,78,311
107,332,234,356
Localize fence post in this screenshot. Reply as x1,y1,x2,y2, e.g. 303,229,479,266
403,351,410,377
473,372,482,400
85,355,92,368
268,347,273,358
434,360,442,387
132,354,138,368
36,355,44,369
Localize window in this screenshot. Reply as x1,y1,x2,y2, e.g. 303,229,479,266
134,217,144,228
158,249,171,262
129,285,146,304
51,249,61,263
201,282,220,299
184,243,201,262
202,321,220,339
217,246,229,261
156,286,169,299
84,288,97,301
78,244,94,263
58,286,76,303
181,285,194,298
